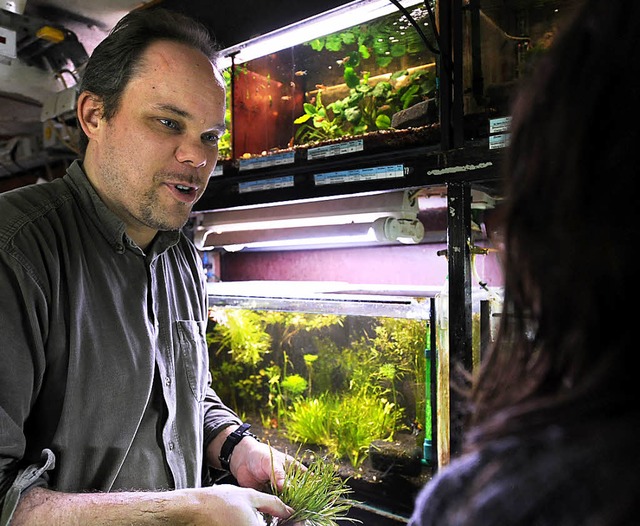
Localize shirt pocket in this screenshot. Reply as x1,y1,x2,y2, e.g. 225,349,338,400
175,320,209,402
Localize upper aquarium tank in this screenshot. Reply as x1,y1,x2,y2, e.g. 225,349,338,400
218,0,440,164
215,0,581,164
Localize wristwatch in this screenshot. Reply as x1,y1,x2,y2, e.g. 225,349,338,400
218,423,259,471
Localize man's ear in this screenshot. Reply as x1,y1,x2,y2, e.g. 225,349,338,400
77,91,104,140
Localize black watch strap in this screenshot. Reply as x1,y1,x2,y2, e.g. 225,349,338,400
218,423,258,471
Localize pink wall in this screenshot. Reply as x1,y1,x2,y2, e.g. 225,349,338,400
220,242,503,288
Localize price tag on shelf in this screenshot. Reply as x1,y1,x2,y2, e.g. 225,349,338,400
314,164,405,186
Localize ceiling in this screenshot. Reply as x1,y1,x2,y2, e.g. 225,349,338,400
0,0,352,174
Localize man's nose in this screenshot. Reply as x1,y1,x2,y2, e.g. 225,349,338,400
175,137,207,168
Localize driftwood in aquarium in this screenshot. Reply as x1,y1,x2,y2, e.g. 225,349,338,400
369,438,423,477
391,99,438,129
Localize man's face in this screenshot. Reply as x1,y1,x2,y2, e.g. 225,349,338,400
85,39,226,247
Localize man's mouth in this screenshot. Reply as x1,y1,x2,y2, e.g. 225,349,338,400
165,182,199,203
175,183,196,195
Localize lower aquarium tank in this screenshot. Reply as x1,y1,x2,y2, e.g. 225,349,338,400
206,281,437,524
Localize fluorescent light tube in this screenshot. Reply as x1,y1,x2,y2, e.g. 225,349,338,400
217,0,425,68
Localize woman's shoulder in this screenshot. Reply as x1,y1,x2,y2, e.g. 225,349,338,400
408,451,484,526
408,426,640,526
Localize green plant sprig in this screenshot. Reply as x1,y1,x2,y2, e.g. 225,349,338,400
267,448,361,526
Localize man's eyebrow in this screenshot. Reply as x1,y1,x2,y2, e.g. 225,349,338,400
155,103,190,119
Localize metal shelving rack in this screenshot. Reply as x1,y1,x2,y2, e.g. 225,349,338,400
192,0,505,466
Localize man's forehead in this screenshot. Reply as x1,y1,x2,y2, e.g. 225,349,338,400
137,40,220,81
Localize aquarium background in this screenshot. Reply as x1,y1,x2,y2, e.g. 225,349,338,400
207,308,429,467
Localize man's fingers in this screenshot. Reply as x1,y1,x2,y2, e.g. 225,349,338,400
254,493,294,519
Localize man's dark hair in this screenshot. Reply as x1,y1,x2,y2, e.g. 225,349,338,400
77,7,219,154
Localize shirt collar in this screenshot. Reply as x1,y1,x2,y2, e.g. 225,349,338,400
65,160,181,255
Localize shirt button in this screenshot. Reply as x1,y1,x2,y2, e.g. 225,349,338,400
165,376,172,387
168,441,175,451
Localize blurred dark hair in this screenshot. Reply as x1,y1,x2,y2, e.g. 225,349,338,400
77,7,219,154
467,0,640,443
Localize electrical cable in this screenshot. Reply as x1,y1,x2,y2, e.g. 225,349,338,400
55,68,79,89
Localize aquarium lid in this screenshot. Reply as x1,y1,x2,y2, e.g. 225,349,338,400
207,281,438,318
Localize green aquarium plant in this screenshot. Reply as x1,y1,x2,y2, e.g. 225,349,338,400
331,390,400,468
208,307,271,366
306,7,432,76
217,69,233,159
366,317,429,425
303,353,318,396
285,394,334,450
281,374,308,402
294,68,435,144
286,389,401,468
294,5,437,144
264,364,285,427
207,308,428,468
267,450,361,526
293,91,347,144
207,310,345,421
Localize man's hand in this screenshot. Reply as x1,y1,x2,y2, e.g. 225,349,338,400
177,484,294,524
207,425,306,492
230,439,299,491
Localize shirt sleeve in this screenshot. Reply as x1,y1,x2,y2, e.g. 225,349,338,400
0,450,55,526
202,378,243,451
0,251,51,524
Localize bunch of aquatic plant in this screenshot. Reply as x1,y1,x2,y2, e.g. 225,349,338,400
293,90,347,144
330,391,400,468
286,389,401,468
267,450,361,526
344,317,428,423
285,395,334,448
306,4,436,73
281,374,308,401
208,308,271,366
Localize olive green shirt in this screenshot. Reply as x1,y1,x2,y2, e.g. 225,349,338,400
0,161,241,524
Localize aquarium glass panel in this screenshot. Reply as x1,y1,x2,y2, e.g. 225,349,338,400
473,0,583,145
224,2,439,160
207,305,433,519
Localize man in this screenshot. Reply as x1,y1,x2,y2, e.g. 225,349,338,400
0,8,296,525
